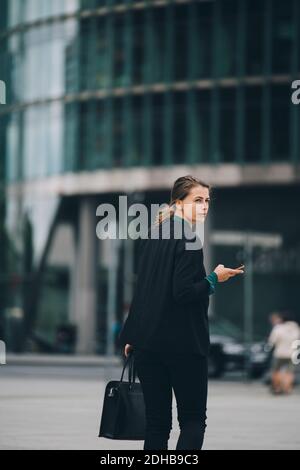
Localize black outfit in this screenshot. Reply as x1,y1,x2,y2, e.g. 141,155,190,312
118,214,211,450
133,348,208,450
118,214,211,355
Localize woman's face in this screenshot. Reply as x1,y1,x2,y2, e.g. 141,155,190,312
177,185,210,224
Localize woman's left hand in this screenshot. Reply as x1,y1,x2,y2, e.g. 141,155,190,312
124,343,133,357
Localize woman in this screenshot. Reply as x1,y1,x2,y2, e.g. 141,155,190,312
118,175,244,450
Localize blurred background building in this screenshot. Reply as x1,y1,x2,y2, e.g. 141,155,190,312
0,0,299,355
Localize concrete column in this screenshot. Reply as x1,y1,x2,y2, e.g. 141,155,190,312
106,237,120,357
71,198,97,354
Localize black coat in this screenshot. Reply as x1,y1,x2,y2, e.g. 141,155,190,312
118,214,211,356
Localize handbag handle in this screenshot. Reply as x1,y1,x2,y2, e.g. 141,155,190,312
128,352,137,384
120,350,137,386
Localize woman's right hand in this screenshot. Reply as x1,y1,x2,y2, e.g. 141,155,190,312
213,264,244,282
124,343,133,358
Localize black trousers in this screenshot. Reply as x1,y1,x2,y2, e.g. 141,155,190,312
133,347,208,450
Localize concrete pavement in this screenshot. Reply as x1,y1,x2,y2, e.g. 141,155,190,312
0,363,299,450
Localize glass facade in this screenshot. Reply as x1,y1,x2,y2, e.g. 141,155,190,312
0,0,299,183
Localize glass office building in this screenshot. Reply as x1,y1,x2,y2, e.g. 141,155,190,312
0,0,299,354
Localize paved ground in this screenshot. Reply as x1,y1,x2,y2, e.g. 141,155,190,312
0,363,299,450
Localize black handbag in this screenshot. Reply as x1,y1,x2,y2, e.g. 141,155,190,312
98,351,146,440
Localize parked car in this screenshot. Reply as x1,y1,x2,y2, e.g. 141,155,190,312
208,317,271,378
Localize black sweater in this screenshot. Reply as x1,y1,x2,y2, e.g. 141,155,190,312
118,214,211,356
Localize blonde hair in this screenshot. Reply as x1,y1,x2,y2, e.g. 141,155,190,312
153,175,210,226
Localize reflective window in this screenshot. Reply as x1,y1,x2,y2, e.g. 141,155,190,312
24,0,79,23
152,9,166,83
80,18,95,90
152,93,164,165
21,103,64,180
64,102,79,172
80,17,109,91
64,0,80,15
12,19,79,103
114,15,126,87
272,0,294,74
48,102,64,175
271,85,290,161
113,97,124,166
95,17,110,88
195,90,210,163
219,88,236,162
6,33,23,103
23,106,37,179
174,5,188,81
245,0,264,75
7,0,79,28
65,19,81,93
195,1,213,79
25,0,50,22
131,95,144,165
94,100,107,166
23,26,51,100
132,11,145,85
6,112,21,182
80,0,106,8
78,100,107,170
50,22,69,97
216,0,238,77
8,0,25,28
245,86,262,162
78,101,90,170
173,92,186,163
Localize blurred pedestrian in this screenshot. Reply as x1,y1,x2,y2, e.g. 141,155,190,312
268,311,300,395
269,311,283,328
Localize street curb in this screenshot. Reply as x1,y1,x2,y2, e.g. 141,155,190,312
5,354,123,367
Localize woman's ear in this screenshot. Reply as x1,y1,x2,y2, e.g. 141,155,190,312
174,200,181,210
178,201,184,213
